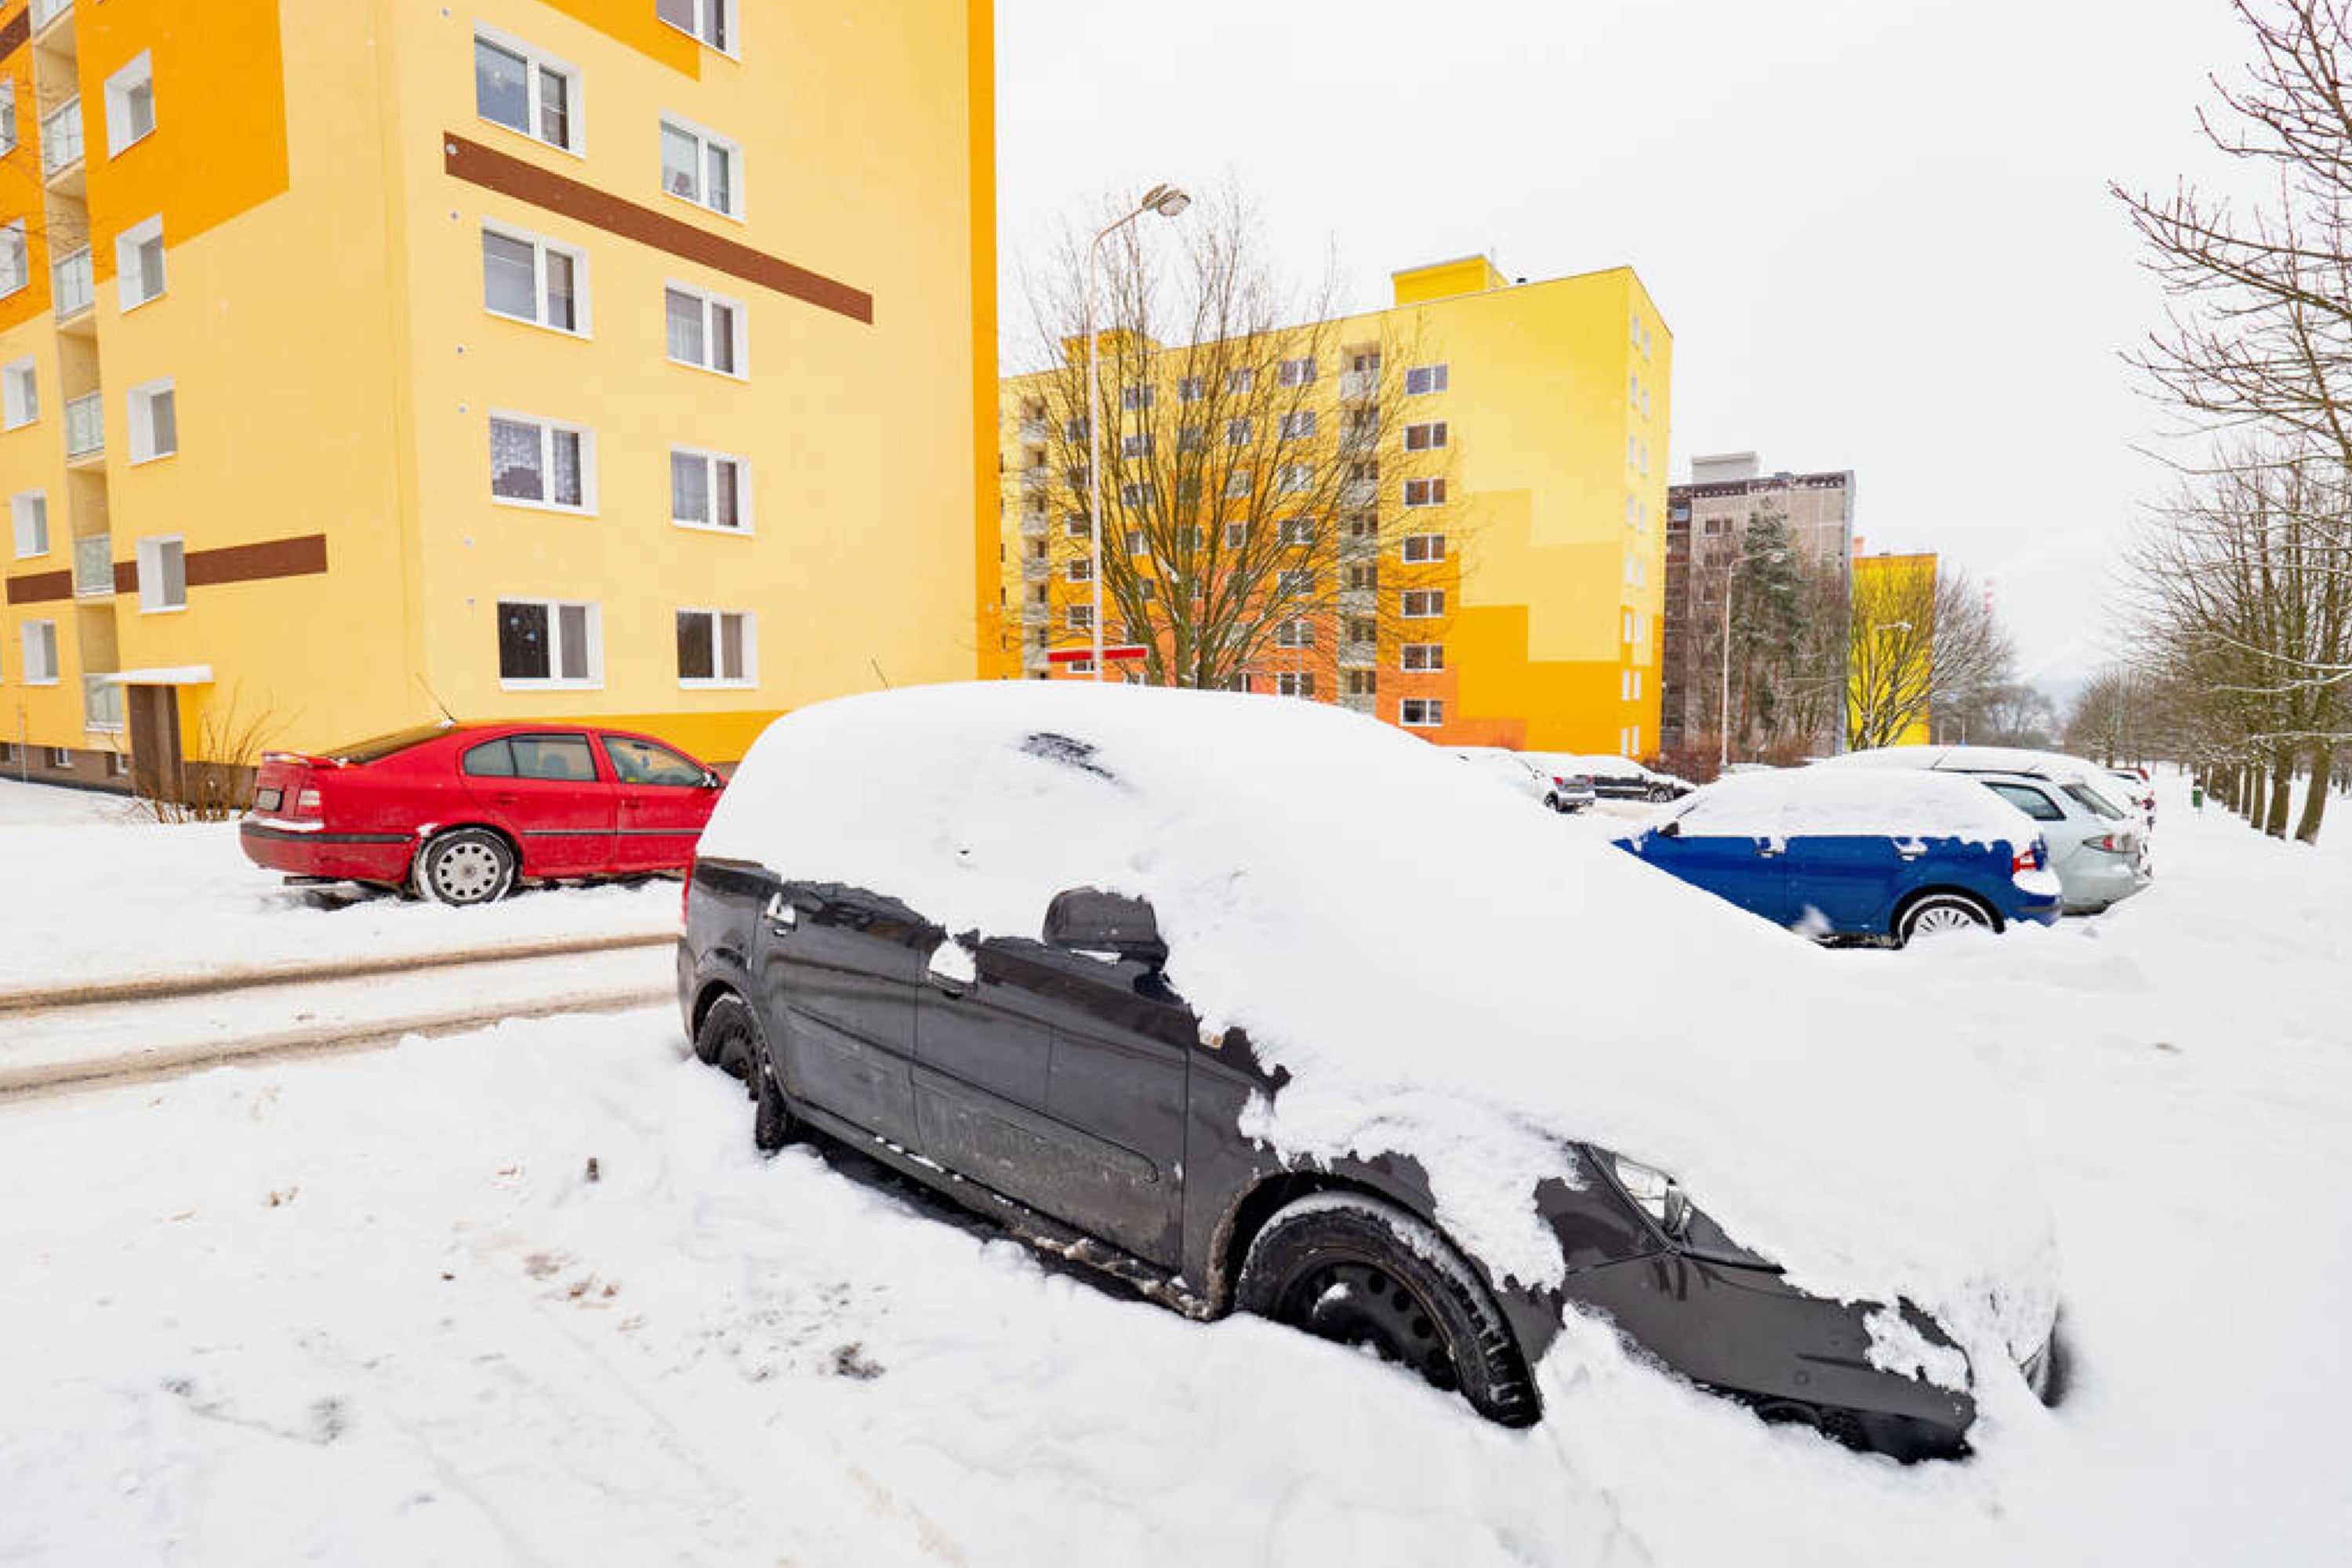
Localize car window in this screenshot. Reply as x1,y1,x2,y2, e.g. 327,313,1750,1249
1983,781,2064,822
2063,782,2127,820
328,725,451,764
604,736,705,786
462,739,516,778
510,734,600,782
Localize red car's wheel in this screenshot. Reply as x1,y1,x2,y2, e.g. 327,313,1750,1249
413,828,516,906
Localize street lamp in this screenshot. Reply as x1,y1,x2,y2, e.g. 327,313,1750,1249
1718,543,1790,772
1085,183,1191,681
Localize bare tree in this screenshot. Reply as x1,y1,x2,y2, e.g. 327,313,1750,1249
1014,188,1458,691
1846,561,2013,751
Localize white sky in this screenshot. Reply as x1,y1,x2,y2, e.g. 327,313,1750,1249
995,0,2255,695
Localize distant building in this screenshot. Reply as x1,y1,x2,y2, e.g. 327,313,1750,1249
1661,455,1854,754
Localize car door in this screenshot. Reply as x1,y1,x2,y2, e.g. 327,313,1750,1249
456,731,616,877
1632,822,1791,922
1784,833,1915,935
755,882,929,1148
599,734,717,873
912,920,1191,1266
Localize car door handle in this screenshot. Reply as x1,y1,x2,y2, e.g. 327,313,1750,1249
1896,844,1927,860
486,791,520,805
1755,844,1783,858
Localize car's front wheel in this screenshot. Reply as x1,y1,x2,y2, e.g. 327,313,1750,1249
1895,891,1995,946
1237,1192,1537,1425
695,993,793,1152
412,828,516,906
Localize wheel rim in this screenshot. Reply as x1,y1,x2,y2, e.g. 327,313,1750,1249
1273,1258,1458,1392
433,841,505,902
1908,902,1984,937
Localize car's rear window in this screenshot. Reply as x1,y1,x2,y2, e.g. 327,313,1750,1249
327,726,452,764
2063,782,2128,820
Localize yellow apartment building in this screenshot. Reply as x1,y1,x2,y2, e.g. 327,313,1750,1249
988,255,1670,757
1848,550,1939,749
0,0,993,790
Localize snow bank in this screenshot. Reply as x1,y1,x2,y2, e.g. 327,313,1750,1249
1649,767,2047,849
700,683,2059,1369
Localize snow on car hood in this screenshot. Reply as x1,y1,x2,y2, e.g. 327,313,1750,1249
1632,767,2048,851
700,683,2059,1367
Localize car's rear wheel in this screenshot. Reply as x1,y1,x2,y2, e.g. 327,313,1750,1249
1237,1192,1537,1425
1895,891,1995,946
695,993,793,1151
413,828,515,906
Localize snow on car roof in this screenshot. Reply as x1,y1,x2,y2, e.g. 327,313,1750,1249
1653,766,2045,848
699,682,2056,1366
1822,744,2140,815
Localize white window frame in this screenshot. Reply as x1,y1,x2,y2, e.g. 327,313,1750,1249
1402,590,1444,619
11,490,47,558
495,597,603,690
1276,671,1316,698
1120,432,1153,459
1403,420,1446,452
664,281,745,376
656,0,736,53
1120,383,1153,411
1065,558,1094,583
481,221,590,336
474,26,583,156
1401,698,1443,728
1225,418,1252,447
103,51,156,159
0,221,27,299
1403,477,1446,507
1278,517,1313,546
1275,618,1313,648
1402,643,1443,672
659,114,742,220
1404,364,1448,396
2,358,37,430
669,444,750,533
116,215,165,312
136,534,186,614
1065,604,1094,630
1225,368,1255,394
1177,376,1205,402
1224,521,1248,548
675,606,755,688
49,745,73,767
1276,464,1311,493
1279,410,1316,440
20,620,58,684
1401,533,1445,564
488,411,596,514
1278,568,1314,594
126,378,176,464
1278,356,1316,387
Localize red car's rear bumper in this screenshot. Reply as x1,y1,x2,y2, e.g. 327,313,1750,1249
240,818,416,884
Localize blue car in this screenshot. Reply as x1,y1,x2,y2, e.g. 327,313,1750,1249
1613,768,2063,945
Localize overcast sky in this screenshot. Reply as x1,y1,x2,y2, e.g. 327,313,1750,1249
995,0,2258,696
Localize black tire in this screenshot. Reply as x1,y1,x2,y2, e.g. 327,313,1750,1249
1237,1192,1537,1426
1894,891,1996,946
1544,793,1563,813
412,828,515,906
694,993,793,1152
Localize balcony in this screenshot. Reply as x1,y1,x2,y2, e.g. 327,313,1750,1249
52,247,93,320
1019,467,1051,493
1018,419,1047,444
1021,555,1049,582
1018,510,1048,537
40,98,82,180
1338,587,1375,615
1339,693,1376,715
64,392,103,460
1338,370,1377,401
82,673,124,734
1338,640,1377,668
1021,601,1049,628
72,534,112,597
1338,479,1376,508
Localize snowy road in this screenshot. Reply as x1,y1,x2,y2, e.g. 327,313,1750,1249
1,777,2348,1564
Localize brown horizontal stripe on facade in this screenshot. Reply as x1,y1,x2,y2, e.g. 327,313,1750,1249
186,532,329,587
0,11,27,64
4,568,70,604
441,133,873,326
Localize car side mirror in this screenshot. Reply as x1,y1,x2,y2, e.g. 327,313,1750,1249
1657,819,1682,839
701,771,725,790
1043,887,1167,966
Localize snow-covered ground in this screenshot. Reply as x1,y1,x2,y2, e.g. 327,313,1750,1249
2,774,2348,1563
0,780,675,993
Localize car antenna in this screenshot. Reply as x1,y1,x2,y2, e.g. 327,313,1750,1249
869,658,891,691
416,676,460,728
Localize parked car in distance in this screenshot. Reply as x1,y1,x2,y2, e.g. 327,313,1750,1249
240,721,724,903
1508,750,1602,811
2105,767,2158,823
681,684,2060,1461
1822,746,2153,913
1453,746,1584,811
1613,768,2063,944
1544,753,1692,802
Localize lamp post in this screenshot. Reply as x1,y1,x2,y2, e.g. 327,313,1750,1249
1718,543,1790,772
1085,183,1190,681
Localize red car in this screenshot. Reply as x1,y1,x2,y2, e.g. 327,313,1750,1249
239,722,725,904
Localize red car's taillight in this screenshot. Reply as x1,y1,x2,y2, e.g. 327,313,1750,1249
293,786,323,818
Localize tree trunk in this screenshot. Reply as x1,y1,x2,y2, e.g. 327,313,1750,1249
2294,742,2332,844
2264,752,2295,837
2245,764,2266,826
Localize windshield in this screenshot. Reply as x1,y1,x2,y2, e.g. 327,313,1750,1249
326,724,452,764
2062,782,2129,820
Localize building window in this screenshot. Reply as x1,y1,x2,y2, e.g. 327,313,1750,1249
1126,528,1147,552
1064,416,1090,442
482,225,586,334
655,0,733,52
1344,670,1376,697
1063,514,1088,538
662,283,744,375
1402,590,1444,618
1120,383,1153,411
661,117,740,217
490,413,592,511
1066,558,1093,583
1279,410,1316,440
1276,464,1311,492
103,51,157,158
11,492,46,557
498,598,601,686
670,447,746,531
1279,517,1313,546
0,80,13,156
126,379,176,464
1402,642,1443,671
474,32,576,154
0,222,27,297
1226,368,1255,394
2,358,36,429
1225,418,1252,447
1401,698,1443,728
1278,357,1316,387
1403,477,1446,507
1404,364,1448,395
1176,425,1205,453
1066,604,1094,630
1345,616,1376,642
1225,521,1248,548
1224,470,1251,499
116,216,166,310
676,608,753,686
136,535,186,612
1177,376,1205,402
1120,481,1154,507
1120,433,1153,458
20,620,57,684
1402,533,1445,563
1276,618,1313,648
1276,672,1316,698
1403,420,1446,452
1278,568,1314,593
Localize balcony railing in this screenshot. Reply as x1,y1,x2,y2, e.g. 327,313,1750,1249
82,673,124,734
1338,640,1377,668
1338,370,1377,401
52,247,93,318
72,534,111,597
1018,509,1048,537
64,392,103,458
40,98,82,176
1020,555,1050,583
1020,601,1049,627
1339,693,1376,715
1019,467,1051,492
1018,419,1047,443
31,0,71,33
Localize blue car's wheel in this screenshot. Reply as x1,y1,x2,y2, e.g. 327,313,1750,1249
1896,892,1995,946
